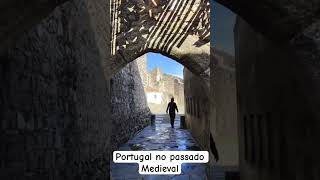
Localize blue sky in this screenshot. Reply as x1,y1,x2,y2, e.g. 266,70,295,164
147,53,184,79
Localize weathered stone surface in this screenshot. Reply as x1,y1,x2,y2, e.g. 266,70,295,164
2,0,319,55
2,1,320,180
111,115,207,179
216,0,320,43
184,67,210,151
208,48,238,178
110,60,151,151
0,0,68,54
234,16,320,180
183,49,237,175
0,0,111,179
109,0,211,77
291,19,320,123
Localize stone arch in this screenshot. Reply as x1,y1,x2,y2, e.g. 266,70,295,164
114,48,211,79
108,0,210,78
216,0,320,43
2,0,319,53
1,0,320,180
2,0,318,56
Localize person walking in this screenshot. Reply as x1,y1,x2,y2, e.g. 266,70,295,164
166,97,179,128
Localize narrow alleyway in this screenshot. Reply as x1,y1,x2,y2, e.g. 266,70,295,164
110,114,207,180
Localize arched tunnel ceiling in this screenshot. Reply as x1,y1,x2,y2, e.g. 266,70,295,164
1,0,320,70
109,0,211,77
216,0,320,43
0,0,68,55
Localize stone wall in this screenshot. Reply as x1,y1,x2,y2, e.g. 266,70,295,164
110,61,151,151
136,55,149,87
208,48,238,177
235,16,320,180
184,68,210,150
184,48,238,178
0,0,68,54
109,0,210,76
0,0,112,179
216,0,320,43
210,48,238,166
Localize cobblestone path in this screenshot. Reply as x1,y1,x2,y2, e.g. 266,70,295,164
110,114,207,180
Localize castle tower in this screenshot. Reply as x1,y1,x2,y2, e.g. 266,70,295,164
136,54,148,87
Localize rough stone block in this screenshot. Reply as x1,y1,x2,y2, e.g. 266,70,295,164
17,112,25,129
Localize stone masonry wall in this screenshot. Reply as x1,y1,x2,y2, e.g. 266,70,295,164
136,54,148,87
184,68,210,150
0,0,112,179
209,48,238,167
109,0,210,77
235,16,320,180
184,48,238,178
110,61,151,151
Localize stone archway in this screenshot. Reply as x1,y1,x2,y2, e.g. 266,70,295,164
108,0,210,78
217,0,320,43
1,0,320,180
2,0,319,53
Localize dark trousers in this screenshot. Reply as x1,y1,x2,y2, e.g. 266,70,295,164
169,113,175,127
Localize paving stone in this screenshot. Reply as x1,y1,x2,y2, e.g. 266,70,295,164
111,115,207,180
169,175,190,180
142,175,170,180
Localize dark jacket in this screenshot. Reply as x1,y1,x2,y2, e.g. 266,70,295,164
167,102,178,115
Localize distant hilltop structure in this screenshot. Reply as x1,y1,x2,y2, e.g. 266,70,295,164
136,54,185,114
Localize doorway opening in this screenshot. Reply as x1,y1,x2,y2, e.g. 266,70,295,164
138,52,185,114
